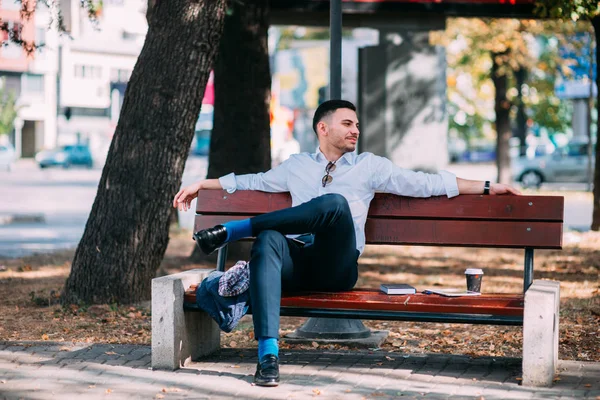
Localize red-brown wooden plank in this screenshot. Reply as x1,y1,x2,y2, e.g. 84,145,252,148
184,286,523,317
194,215,563,248
195,191,563,222
365,219,563,249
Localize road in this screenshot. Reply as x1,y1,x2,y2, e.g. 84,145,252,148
0,159,593,258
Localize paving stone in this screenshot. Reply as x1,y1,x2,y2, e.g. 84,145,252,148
0,341,598,399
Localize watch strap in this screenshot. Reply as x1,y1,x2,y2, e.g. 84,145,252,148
483,180,490,195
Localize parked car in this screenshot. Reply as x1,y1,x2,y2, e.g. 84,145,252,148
0,143,16,171
35,144,93,169
512,138,594,188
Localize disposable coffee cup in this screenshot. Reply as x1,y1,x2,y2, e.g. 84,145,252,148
465,268,484,292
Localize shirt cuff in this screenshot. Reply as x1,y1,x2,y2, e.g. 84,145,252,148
439,170,459,198
218,173,237,194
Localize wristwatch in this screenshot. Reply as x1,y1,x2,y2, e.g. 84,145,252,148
483,181,490,195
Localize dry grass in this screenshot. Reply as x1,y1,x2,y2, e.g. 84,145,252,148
0,229,598,361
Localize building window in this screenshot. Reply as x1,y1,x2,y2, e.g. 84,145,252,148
35,27,45,46
74,64,103,79
110,68,131,83
22,74,44,94
1,21,23,57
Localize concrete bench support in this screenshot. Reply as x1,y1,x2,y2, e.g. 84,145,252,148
151,268,219,370
522,279,560,387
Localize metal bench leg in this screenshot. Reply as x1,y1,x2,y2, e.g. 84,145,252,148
217,245,228,272
524,248,534,293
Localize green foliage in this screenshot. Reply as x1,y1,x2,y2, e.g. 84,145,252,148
519,35,571,135
442,18,584,143
0,82,18,136
534,0,600,20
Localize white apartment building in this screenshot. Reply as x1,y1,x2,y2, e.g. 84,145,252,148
57,0,147,162
0,0,146,160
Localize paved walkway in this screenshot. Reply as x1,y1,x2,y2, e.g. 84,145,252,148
0,341,598,399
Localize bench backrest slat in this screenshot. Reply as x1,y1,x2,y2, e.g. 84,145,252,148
194,191,564,249
196,191,563,221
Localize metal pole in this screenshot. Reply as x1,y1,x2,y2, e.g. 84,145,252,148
286,0,375,344
524,248,534,293
587,32,594,192
329,0,342,100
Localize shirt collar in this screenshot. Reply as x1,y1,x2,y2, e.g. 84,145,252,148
314,147,356,166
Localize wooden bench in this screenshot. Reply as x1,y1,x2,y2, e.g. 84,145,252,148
151,190,564,387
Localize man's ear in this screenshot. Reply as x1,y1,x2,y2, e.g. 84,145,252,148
317,120,328,136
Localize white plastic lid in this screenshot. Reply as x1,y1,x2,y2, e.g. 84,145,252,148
465,268,484,275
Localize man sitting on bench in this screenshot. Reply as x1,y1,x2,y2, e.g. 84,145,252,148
173,100,520,387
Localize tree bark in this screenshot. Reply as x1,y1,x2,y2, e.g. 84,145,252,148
190,0,271,262
62,0,227,304
492,52,512,185
207,0,271,179
591,16,600,230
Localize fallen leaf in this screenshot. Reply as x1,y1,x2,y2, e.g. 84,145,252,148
155,395,164,399
59,346,70,351
229,341,237,348
516,377,523,381
41,334,49,341
105,389,112,394
312,341,319,348
385,356,394,361
312,388,321,395
585,384,592,388
105,351,118,355
88,385,96,389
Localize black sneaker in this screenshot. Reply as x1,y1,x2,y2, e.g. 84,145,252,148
193,225,228,255
254,354,280,387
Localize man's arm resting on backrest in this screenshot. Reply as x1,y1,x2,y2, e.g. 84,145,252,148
173,179,223,211
456,177,521,196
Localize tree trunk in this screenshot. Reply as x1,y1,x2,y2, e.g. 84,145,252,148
515,67,527,157
207,0,271,179
591,16,600,230
62,0,227,304
492,52,512,185
190,0,271,262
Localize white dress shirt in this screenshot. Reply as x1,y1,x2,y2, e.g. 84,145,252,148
219,149,459,254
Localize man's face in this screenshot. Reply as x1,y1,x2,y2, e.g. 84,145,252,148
319,108,360,153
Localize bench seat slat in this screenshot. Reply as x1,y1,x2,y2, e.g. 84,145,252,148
195,191,564,222
184,286,523,317
194,215,563,249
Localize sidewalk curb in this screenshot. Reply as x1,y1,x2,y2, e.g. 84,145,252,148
0,213,45,225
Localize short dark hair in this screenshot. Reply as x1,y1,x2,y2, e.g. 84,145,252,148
312,100,356,135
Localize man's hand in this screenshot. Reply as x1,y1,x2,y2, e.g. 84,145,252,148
173,182,202,211
173,179,223,211
490,183,521,195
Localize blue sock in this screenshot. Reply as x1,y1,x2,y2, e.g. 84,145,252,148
222,219,252,242
258,337,279,360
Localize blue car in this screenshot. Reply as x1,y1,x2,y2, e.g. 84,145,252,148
35,145,93,169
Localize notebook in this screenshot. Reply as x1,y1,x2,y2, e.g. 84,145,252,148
380,283,417,295
422,288,481,297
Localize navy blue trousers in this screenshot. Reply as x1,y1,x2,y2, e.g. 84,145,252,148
248,193,359,339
